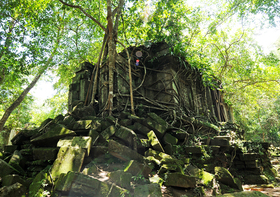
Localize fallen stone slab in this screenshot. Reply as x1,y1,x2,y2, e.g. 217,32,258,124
134,183,162,197
124,160,152,178
185,164,214,187
146,115,167,138
50,146,86,180
57,136,92,156
30,123,76,145
3,145,18,154
32,148,59,161
72,120,93,130
163,133,178,145
2,174,28,187
89,129,100,146
8,150,25,175
11,129,38,145
210,138,230,146
147,130,164,152
115,126,137,150
100,125,116,140
243,174,269,184
164,173,196,188
215,167,243,191
108,140,144,162
109,170,132,189
0,182,27,197
0,159,17,177
239,153,260,161
216,190,269,197
133,122,151,135
55,171,129,197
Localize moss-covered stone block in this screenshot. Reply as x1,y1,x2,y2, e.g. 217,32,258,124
0,183,27,197
109,170,132,189
243,175,269,184
31,123,76,144
0,159,17,177
164,173,196,188
57,136,92,156
147,130,164,152
163,133,178,145
50,146,86,180
124,160,152,178
108,140,144,162
100,125,116,140
72,120,93,130
186,146,204,154
8,150,25,175
33,148,59,161
134,122,151,135
215,167,243,191
115,126,137,149
134,183,162,197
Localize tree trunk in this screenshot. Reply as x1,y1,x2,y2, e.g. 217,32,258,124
106,0,115,116
0,62,50,132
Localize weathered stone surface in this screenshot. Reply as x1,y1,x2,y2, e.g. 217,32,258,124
119,119,133,127
145,149,162,160
82,164,98,175
8,150,25,175
217,191,269,197
146,115,166,138
159,152,183,165
55,171,77,192
4,145,18,154
133,122,151,135
147,130,164,152
163,133,178,145
72,120,93,130
109,170,132,189
89,129,100,146
0,183,27,197
2,174,27,187
108,140,144,162
186,146,203,154
57,136,92,155
239,153,259,161
164,173,196,188
134,183,162,197
115,126,137,149
215,167,243,190
56,172,128,197
31,123,76,144
100,125,116,140
90,146,108,158
0,159,17,177
11,129,38,145
186,165,215,187
50,146,86,180
158,163,180,174
124,160,152,178
210,138,230,146
243,175,269,184
33,148,58,161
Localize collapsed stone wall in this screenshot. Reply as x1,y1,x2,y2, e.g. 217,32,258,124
0,110,275,196
68,42,233,123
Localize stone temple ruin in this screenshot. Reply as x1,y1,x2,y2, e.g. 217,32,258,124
0,42,278,196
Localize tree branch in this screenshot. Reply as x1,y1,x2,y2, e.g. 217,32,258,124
59,0,106,31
